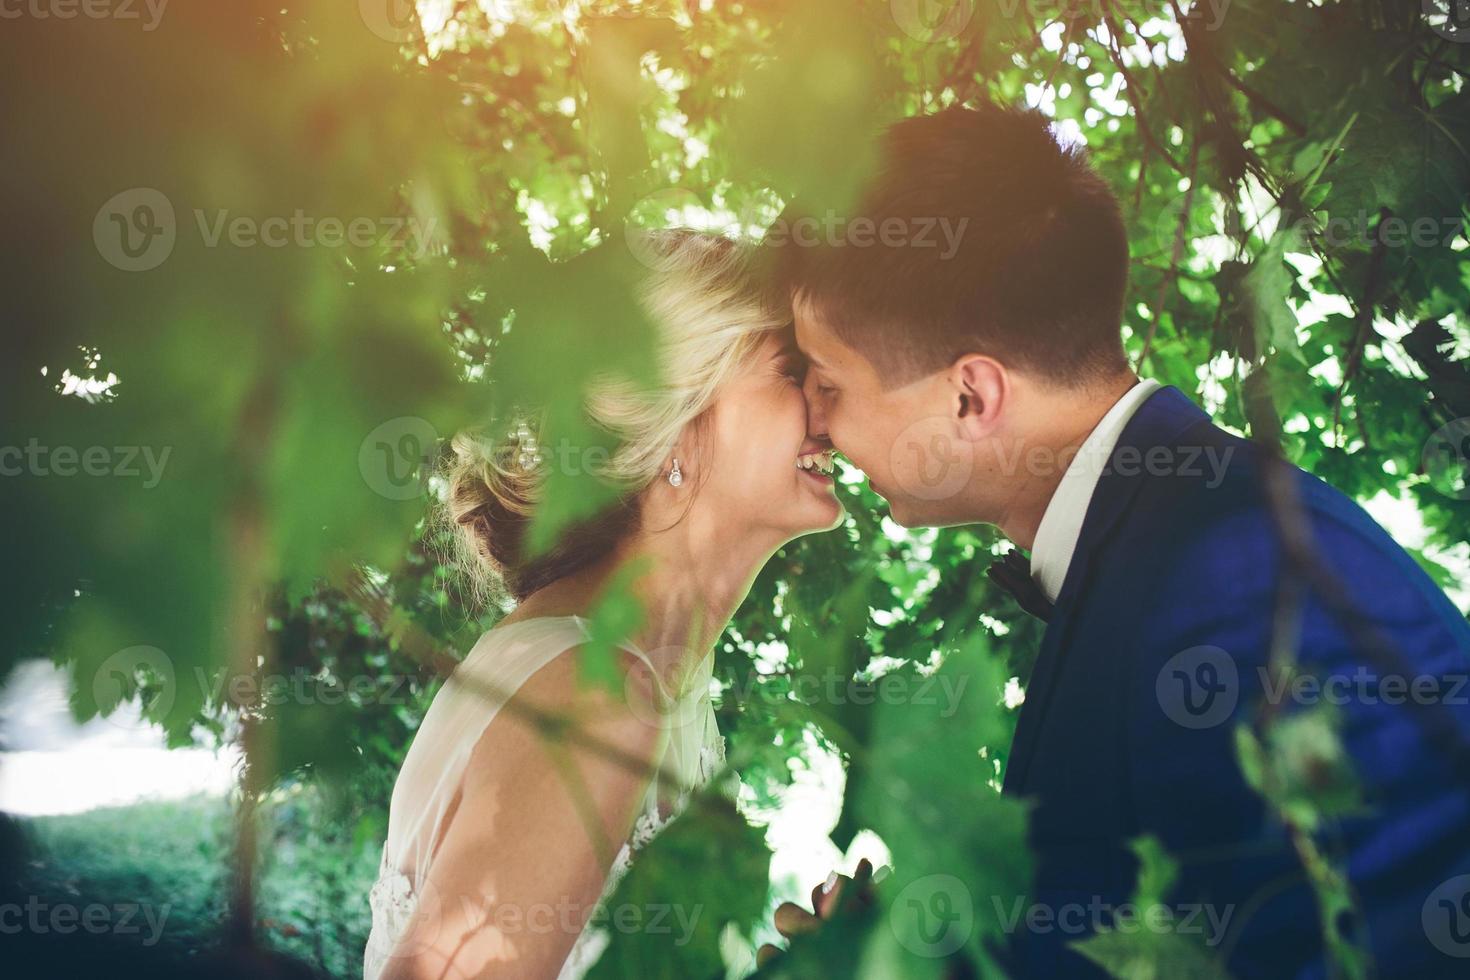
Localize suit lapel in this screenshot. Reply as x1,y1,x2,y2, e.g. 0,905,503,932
1002,386,1211,795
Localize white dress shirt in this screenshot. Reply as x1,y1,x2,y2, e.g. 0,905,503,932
1029,378,1163,604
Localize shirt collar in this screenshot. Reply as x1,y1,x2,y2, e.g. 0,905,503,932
1028,378,1163,603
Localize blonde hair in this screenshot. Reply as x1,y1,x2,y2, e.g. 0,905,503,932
441,230,788,604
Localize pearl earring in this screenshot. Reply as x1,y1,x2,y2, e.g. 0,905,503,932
668,458,683,487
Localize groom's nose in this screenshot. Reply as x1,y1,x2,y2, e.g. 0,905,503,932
801,372,829,440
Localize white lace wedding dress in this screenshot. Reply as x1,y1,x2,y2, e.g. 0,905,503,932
362,615,725,980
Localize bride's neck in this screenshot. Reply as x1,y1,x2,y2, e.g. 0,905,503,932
513,510,779,683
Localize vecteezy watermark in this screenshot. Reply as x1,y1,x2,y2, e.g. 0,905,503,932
1000,440,1236,489
1156,646,1240,729
991,0,1232,31
890,874,974,957
1424,874,1470,958
763,211,969,261
1157,647,1470,730
994,894,1236,947
1260,666,1470,709
194,666,415,711
625,190,971,267
1318,211,1465,250
92,645,422,731
785,669,970,717
583,901,703,945
0,439,171,487
93,188,442,272
0,897,171,946
192,209,440,256
1155,194,1465,258
1424,0,1470,43
0,0,168,30
891,0,976,43
383,889,705,957
1423,418,1470,501
623,655,974,740
360,416,439,500
887,420,1237,504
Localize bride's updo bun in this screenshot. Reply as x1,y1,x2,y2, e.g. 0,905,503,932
442,229,788,605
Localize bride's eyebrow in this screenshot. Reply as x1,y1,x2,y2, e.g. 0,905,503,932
771,337,802,365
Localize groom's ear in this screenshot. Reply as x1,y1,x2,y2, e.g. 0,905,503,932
950,354,1007,441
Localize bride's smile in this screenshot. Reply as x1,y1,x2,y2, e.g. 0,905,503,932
687,332,844,541
365,231,845,980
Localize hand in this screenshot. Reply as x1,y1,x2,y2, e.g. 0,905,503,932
757,858,878,966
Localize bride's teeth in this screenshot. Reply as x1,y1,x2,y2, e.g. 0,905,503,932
797,451,833,473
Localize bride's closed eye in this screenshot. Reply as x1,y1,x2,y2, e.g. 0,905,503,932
773,350,806,384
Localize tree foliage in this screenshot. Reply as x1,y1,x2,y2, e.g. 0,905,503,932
3,0,1469,976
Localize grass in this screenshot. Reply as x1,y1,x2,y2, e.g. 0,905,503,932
14,788,385,978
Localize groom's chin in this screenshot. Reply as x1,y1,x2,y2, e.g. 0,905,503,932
880,495,922,529
882,495,962,531
869,480,937,528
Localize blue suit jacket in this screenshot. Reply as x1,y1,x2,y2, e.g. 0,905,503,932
1000,386,1470,978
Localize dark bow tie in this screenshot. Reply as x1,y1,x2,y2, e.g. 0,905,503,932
986,549,1055,623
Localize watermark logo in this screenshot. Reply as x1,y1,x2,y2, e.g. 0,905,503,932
1423,418,1470,500
1156,646,1238,729
373,875,444,962
888,416,974,502
360,0,418,43
360,416,439,500
890,874,973,957
621,645,710,740
891,0,975,43
92,645,176,732
94,187,176,272
1423,874,1470,958
1152,189,1210,260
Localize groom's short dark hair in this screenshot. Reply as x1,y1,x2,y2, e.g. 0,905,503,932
774,103,1131,387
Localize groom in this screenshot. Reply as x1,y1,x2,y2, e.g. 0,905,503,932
771,104,1470,975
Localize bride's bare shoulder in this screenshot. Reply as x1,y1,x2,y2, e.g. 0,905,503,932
457,635,663,790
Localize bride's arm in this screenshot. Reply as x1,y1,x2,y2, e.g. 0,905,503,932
380,646,663,980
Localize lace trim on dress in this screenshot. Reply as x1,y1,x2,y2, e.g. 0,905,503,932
561,731,727,978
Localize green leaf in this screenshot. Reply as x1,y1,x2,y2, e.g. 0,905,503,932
587,793,770,979
857,634,1031,974
1069,837,1234,980
1242,224,1307,364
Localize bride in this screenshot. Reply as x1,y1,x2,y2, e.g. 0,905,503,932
364,230,842,979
